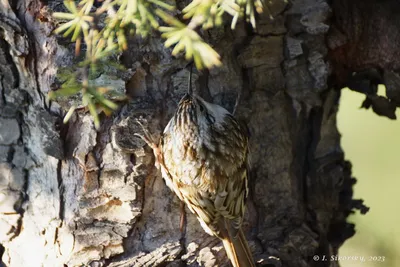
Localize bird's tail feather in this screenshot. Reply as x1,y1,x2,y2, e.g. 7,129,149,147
222,227,255,267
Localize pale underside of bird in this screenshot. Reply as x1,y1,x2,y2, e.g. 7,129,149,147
136,93,255,267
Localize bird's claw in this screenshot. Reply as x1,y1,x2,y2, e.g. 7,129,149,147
134,119,158,150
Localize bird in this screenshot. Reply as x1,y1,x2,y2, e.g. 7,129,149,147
136,71,254,267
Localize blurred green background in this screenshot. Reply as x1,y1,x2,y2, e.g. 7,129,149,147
338,86,400,267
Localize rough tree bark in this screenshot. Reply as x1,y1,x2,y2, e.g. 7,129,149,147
2,0,397,266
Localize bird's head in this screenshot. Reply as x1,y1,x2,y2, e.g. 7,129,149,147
175,93,230,133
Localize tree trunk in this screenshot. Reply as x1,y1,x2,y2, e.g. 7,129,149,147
3,0,392,266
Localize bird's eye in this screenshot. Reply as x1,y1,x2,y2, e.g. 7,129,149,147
199,104,204,112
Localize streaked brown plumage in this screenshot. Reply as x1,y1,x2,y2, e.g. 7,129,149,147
137,93,254,267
